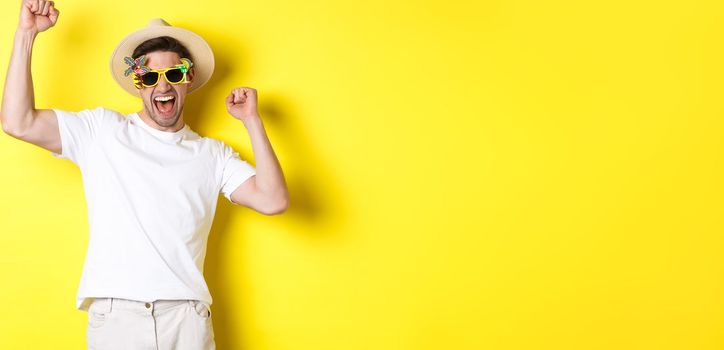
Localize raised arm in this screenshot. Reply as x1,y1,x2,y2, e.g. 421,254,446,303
0,0,61,153
225,87,289,215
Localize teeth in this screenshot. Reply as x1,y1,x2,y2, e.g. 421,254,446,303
154,96,175,102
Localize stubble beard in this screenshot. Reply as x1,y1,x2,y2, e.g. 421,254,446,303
144,99,183,128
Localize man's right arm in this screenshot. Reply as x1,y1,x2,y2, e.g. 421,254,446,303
0,0,60,154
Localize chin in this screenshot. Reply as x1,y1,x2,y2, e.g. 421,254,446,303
144,101,182,128
152,113,180,128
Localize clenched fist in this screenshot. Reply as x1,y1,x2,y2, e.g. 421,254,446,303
19,0,59,33
226,87,260,123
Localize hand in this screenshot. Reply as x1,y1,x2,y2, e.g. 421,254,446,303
19,0,59,34
225,87,260,123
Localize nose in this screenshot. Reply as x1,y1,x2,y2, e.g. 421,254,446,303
155,73,172,92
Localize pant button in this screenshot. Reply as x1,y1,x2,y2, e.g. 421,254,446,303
145,303,151,309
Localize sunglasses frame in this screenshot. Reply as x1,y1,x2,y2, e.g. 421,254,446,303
133,64,191,89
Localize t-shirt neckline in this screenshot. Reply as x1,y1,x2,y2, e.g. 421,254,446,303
129,112,191,142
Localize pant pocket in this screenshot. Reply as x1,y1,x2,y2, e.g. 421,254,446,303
192,300,212,319
87,298,112,329
88,312,108,328
184,301,216,349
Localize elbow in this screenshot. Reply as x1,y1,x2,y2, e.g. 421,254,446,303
1,112,28,138
1,118,19,137
2,123,25,139
0,112,8,135
262,195,289,215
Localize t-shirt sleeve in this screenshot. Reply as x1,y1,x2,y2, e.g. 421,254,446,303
50,107,110,165
219,143,257,202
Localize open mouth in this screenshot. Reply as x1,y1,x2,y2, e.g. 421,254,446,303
153,95,176,116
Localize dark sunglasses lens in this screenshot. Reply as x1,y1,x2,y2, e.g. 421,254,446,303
141,72,159,86
165,69,184,83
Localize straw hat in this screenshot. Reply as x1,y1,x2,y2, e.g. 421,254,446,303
110,18,215,97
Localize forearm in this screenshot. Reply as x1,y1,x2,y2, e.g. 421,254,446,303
1,29,38,134
243,116,288,203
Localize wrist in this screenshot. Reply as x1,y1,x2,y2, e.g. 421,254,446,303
241,115,263,127
16,28,38,38
242,114,261,122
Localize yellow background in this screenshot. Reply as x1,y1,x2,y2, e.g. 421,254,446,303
1,0,723,349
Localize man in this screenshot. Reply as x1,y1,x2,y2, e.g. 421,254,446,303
0,1,289,349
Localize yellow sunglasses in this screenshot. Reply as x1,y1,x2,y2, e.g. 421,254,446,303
127,57,193,89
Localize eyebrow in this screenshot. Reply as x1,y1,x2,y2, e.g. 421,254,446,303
149,65,182,69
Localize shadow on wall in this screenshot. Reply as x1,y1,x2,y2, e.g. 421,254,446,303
179,24,350,348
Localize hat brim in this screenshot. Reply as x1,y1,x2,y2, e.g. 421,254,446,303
110,23,215,97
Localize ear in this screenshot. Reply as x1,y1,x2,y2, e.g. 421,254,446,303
187,67,195,85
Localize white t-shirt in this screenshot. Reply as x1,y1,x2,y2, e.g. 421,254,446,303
51,107,256,311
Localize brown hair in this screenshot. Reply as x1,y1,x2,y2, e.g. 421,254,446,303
132,36,193,62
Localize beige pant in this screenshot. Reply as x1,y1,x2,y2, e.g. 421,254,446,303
86,297,216,350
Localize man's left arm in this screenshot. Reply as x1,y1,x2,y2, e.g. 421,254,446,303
226,87,289,215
